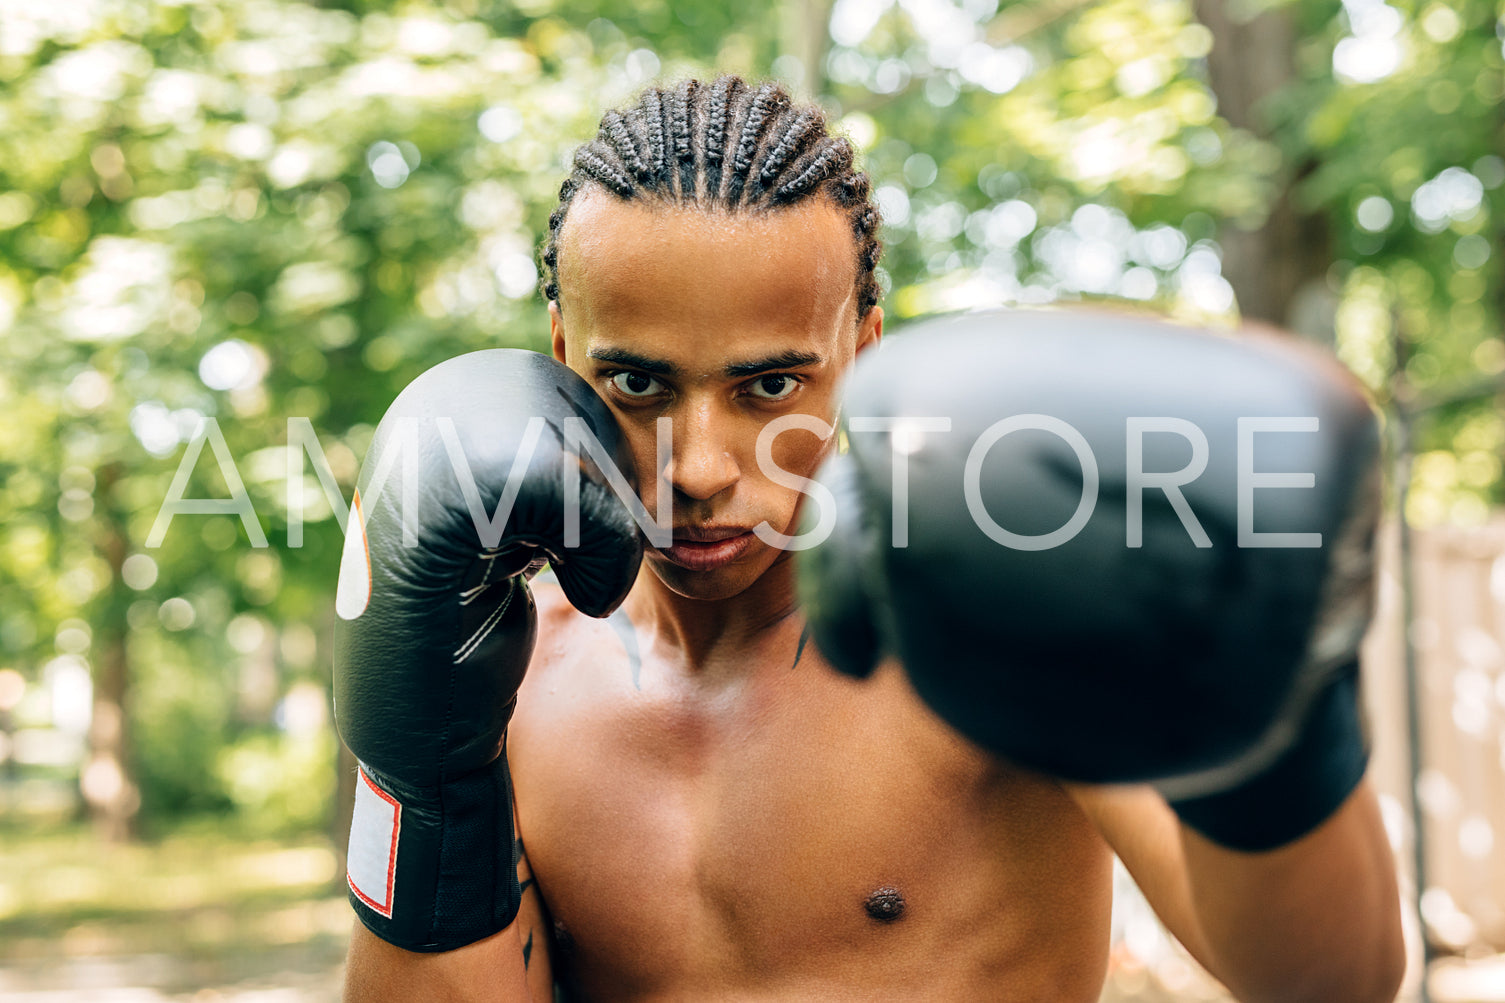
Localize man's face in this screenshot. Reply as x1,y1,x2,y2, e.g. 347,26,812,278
552,189,882,601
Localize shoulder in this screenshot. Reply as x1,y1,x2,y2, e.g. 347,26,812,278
513,569,635,743
529,571,584,632
522,569,627,688
526,571,597,659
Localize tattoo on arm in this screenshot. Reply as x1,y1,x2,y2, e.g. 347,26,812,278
514,834,541,972
608,606,642,690
515,835,538,898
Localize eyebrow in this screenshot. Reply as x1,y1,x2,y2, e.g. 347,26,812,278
586,346,825,379
724,350,824,378
586,347,677,375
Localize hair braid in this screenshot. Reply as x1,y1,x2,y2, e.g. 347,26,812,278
757,109,822,188
670,78,698,198
602,110,651,182
540,74,884,325
571,144,633,197
725,82,788,202
851,201,884,316
773,137,854,204
834,171,870,207
639,88,667,184
701,75,736,196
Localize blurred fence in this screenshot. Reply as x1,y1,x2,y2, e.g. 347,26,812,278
1102,515,1505,1003
1367,515,1505,961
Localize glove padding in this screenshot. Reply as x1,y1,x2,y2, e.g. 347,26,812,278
800,309,1379,847
334,349,642,950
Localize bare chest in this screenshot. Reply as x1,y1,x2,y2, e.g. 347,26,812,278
507,615,1110,998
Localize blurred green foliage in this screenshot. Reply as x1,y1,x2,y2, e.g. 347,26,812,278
0,823,347,983
0,0,1500,834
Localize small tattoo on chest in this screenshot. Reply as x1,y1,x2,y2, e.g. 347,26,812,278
791,623,810,670
864,886,906,923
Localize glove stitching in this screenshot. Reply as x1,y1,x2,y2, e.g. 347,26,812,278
458,550,500,605
454,578,516,663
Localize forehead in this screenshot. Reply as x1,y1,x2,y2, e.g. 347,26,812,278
556,189,859,364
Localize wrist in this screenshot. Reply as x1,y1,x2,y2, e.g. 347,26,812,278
1167,668,1369,852
348,756,521,952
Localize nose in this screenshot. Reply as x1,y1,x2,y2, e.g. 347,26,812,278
664,400,740,502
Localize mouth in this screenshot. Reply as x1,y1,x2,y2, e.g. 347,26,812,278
657,526,757,570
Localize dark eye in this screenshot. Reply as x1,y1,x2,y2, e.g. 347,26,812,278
610,371,662,398
749,374,798,401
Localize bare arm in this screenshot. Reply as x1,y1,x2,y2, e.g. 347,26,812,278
345,919,531,1003
1070,777,1404,1003
514,830,556,1001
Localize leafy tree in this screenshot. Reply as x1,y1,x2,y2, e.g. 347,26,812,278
0,0,1497,844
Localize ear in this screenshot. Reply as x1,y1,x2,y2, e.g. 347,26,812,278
549,301,567,365
855,306,883,358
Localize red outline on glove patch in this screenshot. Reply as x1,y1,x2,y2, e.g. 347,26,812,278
354,490,370,605
335,490,372,621
349,766,401,918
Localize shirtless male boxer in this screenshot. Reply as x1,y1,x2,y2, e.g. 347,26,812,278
334,76,1405,1001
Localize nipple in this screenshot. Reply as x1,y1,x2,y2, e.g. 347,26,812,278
864,886,906,923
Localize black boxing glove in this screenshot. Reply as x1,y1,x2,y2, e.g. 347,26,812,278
333,349,642,951
799,309,1379,849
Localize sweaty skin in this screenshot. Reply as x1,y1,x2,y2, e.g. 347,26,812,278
505,191,1115,1000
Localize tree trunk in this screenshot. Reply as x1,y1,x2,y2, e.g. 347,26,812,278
783,0,835,96
89,462,139,841
1195,0,1334,340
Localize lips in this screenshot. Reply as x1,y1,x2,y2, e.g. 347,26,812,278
673,525,749,543
658,525,757,570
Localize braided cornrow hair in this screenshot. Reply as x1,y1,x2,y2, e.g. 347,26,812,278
540,74,883,323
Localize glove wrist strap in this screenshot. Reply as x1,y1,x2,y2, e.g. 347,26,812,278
347,756,521,952
1169,672,1369,852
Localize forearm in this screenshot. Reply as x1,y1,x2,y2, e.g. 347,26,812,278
332,349,633,998
1178,778,1404,1003
344,919,534,1003
1072,777,1405,1002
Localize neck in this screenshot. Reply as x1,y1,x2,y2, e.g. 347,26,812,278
626,553,802,671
